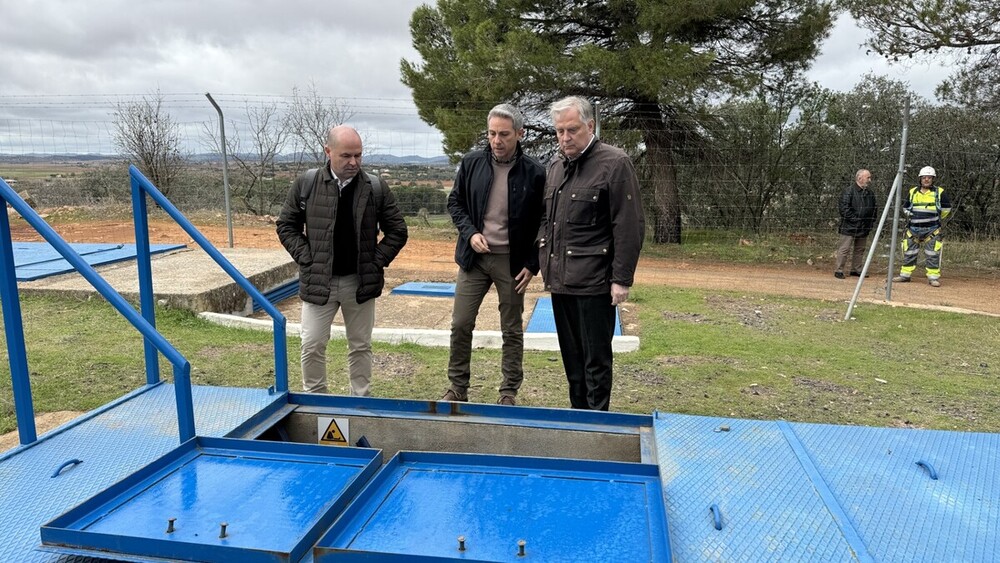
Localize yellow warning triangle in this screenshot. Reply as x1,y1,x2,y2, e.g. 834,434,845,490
321,419,347,444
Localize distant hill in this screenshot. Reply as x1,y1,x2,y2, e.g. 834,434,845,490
0,153,113,163
364,154,450,166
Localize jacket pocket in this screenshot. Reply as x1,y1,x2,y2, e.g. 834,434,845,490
566,187,601,225
564,244,610,288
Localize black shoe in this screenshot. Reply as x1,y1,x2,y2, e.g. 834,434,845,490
834,272,845,279
849,271,869,278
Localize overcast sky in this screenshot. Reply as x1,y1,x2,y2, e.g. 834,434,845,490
0,1,950,157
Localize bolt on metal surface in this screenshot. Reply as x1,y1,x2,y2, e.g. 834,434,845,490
517,539,527,557
219,522,228,539
457,535,466,551
165,517,176,534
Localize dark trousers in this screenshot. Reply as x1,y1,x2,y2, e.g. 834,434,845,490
551,293,616,411
447,253,525,398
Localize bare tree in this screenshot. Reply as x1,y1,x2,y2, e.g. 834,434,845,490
204,101,290,215
113,91,183,196
287,81,355,165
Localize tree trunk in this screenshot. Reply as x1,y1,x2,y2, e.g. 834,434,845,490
640,116,682,244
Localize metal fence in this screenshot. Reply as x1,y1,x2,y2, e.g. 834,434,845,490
2,93,998,248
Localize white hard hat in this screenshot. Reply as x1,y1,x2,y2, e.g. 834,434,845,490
919,166,936,177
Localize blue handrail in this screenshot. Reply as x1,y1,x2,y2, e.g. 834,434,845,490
127,166,288,393
0,175,196,445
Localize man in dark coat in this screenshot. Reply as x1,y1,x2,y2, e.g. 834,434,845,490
834,169,877,279
538,96,645,411
276,125,408,395
441,103,546,406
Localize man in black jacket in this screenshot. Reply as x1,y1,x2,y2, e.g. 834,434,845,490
440,104,546,405
834,169,877,279
276,125,408,395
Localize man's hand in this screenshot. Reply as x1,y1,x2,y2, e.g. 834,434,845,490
514,268,534,294
611,282,629,306
470,233,490,253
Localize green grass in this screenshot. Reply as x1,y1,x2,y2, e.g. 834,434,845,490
3,289,999,436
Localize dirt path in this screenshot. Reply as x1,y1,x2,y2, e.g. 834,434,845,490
12,217,1000,316
0,411,82,453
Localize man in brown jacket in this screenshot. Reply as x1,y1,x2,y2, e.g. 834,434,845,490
538,96,645,411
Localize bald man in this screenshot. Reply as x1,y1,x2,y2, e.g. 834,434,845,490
277,125,408,395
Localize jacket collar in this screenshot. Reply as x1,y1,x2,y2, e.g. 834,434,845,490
559,137,601,169
322,161,369,187
484,141,524,164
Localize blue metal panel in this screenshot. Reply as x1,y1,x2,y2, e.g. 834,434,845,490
653,413,862,562
12,242,185,281
525,296,622,335
789,422,1000,563
316,451,671,562
0,384,283,563
42,437,380,563
289,392,652,434
390,281,457,296
254,278,300,312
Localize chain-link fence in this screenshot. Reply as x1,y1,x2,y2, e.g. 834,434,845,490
2,93,998,267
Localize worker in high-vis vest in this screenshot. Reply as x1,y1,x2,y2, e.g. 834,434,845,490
893,166,952,287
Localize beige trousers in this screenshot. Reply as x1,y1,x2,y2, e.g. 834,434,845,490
300,275,375,396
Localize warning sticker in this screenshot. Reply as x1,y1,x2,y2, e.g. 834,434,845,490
317,416,350,446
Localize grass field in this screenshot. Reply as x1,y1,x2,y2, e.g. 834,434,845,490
3,285,998,437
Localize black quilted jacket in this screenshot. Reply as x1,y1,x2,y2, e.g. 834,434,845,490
276,165,408,305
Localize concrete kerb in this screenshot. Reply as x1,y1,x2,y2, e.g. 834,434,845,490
198,312,641,353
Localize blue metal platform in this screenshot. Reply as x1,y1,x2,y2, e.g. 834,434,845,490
3,391,1000,562
12,242,185,281
0,383,285,563
653,412,1000,562
525,296,622,335
390,281,457,297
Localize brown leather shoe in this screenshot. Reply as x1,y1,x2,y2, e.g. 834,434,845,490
497,395,516,406
441,389,468,402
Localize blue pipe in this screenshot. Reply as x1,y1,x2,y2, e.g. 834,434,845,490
0,184,37,445
131,174,160,385
0,176,196,443
128,165,288,393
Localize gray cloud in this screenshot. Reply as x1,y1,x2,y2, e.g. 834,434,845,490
0,4,953,157
806,15,949,100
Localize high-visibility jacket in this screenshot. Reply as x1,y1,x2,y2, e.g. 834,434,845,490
905,186,951,230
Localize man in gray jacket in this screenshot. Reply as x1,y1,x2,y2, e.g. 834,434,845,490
538,96,644,411
276,125,408,395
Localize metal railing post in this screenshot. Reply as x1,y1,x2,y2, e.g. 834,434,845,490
205,93,234,248
1,176,196,443
0,181,37,445
886,97,911,301
131,173,160,384
128,166,288,393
